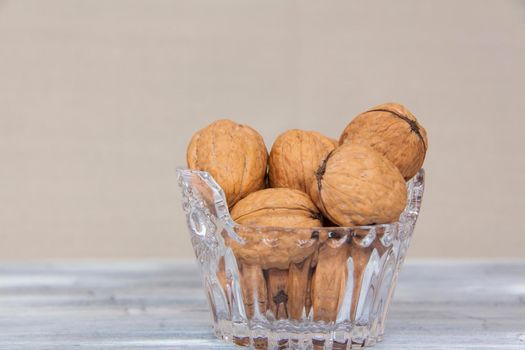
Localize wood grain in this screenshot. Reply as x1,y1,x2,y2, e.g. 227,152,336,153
0,261,524,349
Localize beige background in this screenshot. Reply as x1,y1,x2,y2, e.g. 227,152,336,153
1,0,524,260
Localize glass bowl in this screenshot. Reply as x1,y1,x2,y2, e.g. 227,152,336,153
177,168,425,349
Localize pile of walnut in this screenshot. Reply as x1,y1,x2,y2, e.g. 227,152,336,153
187,102,428,323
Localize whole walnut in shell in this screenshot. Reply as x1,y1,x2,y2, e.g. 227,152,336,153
268,129,337,193
187,119,268,208
309,143,407,227
229,188,322,269
339,103,428,180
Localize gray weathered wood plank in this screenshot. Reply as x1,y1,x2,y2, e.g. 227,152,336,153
0,260,524,349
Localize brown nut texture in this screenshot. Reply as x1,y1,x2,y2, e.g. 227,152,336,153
269,130,337,193
229,188,322,269
309,143,407,227
187,119,268,208
231,188,322,228
339,102,428,180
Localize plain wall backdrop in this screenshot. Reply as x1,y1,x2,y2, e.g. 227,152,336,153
1,0,525,260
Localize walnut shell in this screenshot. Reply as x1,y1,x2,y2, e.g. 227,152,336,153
269,129,337,193
229,188,322,269
231,188,322,228
309,143,407,226
186,119,268,208
339,102,428,180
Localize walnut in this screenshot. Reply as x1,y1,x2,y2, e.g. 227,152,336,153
231,188,322,229
186,119,268,208
229,188,322,268
268,130,337,193
309,143,407,227
339,102,428,180
230,188,322,319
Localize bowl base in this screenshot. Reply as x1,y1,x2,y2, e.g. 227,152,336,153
214,320,384,349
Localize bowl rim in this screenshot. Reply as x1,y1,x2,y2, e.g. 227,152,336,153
177,166,425,232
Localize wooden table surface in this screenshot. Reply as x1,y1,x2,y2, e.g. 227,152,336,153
0,261,524,350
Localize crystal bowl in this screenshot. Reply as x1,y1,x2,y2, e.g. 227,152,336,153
177,168,425,349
